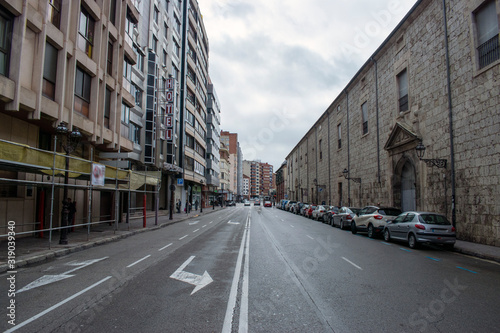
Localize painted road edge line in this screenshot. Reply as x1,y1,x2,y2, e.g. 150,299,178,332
342,257,363,270
158,243,173,251
5,276,112,333
127,255,151,268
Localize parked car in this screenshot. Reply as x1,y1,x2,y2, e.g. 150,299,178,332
254,200,260,206
244,200,251,206
305,205,317,218
383,212,456,249
300,204,309,216
294,202,305,214
285,201,297,212
323,206,340,224
351,206,402,238
227,201,236,206
332,207,361,229
264,200,272,207
280,200,289,210
312,205,328,221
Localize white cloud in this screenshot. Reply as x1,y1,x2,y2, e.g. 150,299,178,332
199,0,418,169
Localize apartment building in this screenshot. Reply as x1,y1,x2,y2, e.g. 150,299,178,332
219,142,231,202
285,0,500,246
205,82,221,207
220,131,241,200
243,160,273,198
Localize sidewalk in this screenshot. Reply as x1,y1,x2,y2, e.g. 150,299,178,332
0,206,226,273
1,208,500,273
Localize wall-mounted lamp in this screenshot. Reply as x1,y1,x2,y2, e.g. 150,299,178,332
415,141,447,168
342,168,361,183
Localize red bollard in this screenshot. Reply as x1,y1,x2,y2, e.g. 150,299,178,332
143,194,147,228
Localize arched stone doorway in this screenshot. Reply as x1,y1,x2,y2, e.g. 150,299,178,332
401,161,416,212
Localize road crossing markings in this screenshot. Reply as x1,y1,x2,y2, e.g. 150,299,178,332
179,235,188,240
342,257,363,270
5,276,112,333
158,243,173,251
456,266,478,274
127,255,151,268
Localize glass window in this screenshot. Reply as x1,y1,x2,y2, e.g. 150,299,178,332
397,69,408,112
121,103,130,124
74,67,91,117
361,102,368,135
337,124,341,149
43,42,58,100
48,0,61,28
0,6,13,77
109,0,116,25
475,1,499,68
104,88,111,129
78,8,95,58
107,41,113,76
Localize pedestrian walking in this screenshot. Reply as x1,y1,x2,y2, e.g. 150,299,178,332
195,200,199,211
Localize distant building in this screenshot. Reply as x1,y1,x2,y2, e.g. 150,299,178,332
243,160,274,198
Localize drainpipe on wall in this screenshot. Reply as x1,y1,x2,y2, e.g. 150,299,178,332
371,57,381,184
442,0,457,227
345,89,350,206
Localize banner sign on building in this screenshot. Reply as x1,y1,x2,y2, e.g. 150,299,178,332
165,78,175,143
91,163,106,186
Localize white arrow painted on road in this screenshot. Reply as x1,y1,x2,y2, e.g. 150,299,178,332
17,257,109,293
170,256,213,295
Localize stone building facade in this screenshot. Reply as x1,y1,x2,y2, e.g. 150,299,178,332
286,0,500,246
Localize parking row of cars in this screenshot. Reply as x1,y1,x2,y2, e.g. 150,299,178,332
277,200,456,249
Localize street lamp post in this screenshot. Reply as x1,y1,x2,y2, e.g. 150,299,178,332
415,141,447,168
55,122,82,245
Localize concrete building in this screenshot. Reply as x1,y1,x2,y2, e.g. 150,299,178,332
205,81,221,207
286,0,500,246
275,162,287,203
243,160,274,198
220,131,241,200
242,174,250,200
219,142,231,202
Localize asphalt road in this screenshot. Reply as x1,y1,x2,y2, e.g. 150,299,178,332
2,204,500,332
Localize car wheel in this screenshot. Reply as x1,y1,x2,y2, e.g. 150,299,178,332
351,222,357,234
340,220,344,230
384,229,391,242
367,224,375,238
408,234,418,249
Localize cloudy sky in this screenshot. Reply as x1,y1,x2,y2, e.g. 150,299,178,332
198,0,418,169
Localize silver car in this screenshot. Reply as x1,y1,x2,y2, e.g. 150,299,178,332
383,212,456,249
332,207,360,229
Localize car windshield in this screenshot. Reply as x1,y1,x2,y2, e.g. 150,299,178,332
378,208,402,216
349,208,361,215
419,214,451,225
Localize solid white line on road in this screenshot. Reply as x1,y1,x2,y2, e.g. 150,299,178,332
239,214,251,333
193,228,200,233
158,243,173,251
126,255,151,268
306,235,314,240
179,235,188,240
5,276,112,333
222,212,251,333
342,257,363,270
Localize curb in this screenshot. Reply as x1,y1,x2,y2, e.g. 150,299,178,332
453,247,500,264
1,209,221,274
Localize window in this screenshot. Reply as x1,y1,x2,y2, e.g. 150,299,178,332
0,6,13,77
78,8,95,58
163,49,167,66
123,59,132,81
104,88,111,129
125,12,134,38
109,0,116,26
186,134,194,149
43,42,58,100
153,6,159,24
397,69,408,112
475,1,499,69
164,22,169,40
152,35,158,53
74,67,91,117
121,103,130,124
337,124,342,149
48,0,61,28
107,41,113,76
131,83,142,107
130,123,140,144
135,48,144,72
319,139,322,160
361,102,368,135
